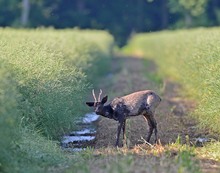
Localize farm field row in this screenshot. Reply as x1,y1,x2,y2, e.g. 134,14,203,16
1,27,220,173
124,27,220,135
121,28,220,172
0,28,113,173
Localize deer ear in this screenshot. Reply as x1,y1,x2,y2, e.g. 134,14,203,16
101,95,108,104
86,102,95,107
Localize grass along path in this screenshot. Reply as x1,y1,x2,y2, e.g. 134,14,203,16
69,55,220,173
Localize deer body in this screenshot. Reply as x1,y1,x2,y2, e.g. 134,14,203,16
86,90,161,147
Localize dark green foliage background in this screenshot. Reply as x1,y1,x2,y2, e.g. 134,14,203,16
1,0,220,45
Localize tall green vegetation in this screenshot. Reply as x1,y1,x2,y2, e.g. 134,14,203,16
0,60,20,172
124,27,220,134
0,28,113,172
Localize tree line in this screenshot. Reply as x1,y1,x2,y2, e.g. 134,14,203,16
1,0,220,45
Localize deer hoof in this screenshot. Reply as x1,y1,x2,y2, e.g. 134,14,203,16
155,138,160,145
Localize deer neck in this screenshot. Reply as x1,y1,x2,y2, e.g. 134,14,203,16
98,104,114,119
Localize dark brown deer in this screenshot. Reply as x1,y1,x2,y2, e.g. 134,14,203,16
86,89,161,147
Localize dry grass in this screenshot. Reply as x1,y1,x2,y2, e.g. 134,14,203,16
68,142,200,173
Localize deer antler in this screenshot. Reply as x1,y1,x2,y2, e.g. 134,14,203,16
92,89,97,102
98,89,102,102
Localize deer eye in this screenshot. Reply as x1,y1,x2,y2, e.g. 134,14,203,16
94,102,101,107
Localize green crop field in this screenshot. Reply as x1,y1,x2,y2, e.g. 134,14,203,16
0,28,113,173
124,27,220,135
1,27,220,173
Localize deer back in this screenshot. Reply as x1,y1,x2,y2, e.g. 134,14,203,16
110,90,161,117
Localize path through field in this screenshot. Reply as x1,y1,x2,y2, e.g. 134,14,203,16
91,55,220,173
95,55,194,147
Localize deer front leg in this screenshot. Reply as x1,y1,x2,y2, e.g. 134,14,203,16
115,120,123,147
122,119,126,146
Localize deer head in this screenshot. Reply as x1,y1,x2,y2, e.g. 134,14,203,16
86,89,108,115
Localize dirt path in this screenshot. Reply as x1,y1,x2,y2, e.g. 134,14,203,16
95,55,196,148
92,55,220,172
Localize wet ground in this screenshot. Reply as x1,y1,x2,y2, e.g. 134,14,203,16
61,112,99,151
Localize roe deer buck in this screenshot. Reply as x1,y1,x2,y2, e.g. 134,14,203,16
86,89,161,147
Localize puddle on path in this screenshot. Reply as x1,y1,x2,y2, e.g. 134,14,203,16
61,112,100,151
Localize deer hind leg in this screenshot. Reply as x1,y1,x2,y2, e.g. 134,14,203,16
143,114,158,143
153,118,158,143
146,116,154,142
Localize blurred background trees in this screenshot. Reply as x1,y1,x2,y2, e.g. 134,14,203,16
1,0,220,46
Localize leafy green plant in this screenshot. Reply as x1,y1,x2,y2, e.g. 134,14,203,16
176,150,200,173
0,60,20,173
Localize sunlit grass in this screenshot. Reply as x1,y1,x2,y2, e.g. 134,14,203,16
196,142,220,161
66,140,201,173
